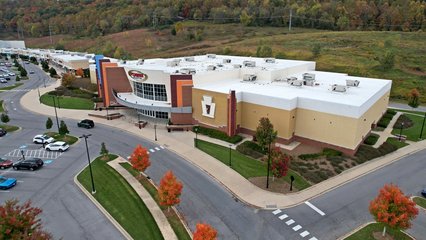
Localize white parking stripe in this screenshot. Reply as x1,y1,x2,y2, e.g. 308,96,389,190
285,219,295,225
292,225,302,231
155,147,160,151
149,149,155,153
278,214,288,220
305,201,326,216
272,209,281,215
160,146,165,149
300,231,310,237
0,190,10,193
309,237,318,240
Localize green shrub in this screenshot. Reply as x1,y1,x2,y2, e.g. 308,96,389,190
323,148,342,157
382,113,394,120
298,153,322,160
386,109,397,116
355,145,381,163
327,156,345,165
377,142,398,155
236,141,264,159
377,118,391,128
193,126,243,144
363,133,379,145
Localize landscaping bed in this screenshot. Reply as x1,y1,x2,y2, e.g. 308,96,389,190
413,196,426,209
355,143,398,164
385,137,409,149
364,133,380,145
40,93,94,110
77,155,164,240
344,222,412,240
45,132,78,145
0,124,19,132
0,100,3,112
193,126,242,144
236,140,265,159
120,162,191,240
0,83,24,91
392,113,424,141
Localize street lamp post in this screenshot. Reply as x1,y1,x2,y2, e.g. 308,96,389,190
137,110,141,129
51,96,60,132
43,77,46,88
194,126,198,147
37,87,41,103
399,122,405,141
56,96,61,109
229,144,232,167
106,107,109,120
154,123,157,141
80,134,96,194
266,141,272,189
419,112,426,140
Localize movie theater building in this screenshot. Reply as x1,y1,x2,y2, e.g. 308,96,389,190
95,54,391,155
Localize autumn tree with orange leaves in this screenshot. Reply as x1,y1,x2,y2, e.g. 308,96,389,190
270,147,291,180
193,223,217,240
0,199,52,239
75,68,84,77
369,184,418,237
130,144,150,173
158,170,183,211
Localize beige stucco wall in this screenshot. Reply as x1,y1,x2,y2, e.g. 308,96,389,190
192,88,229,127
67,60,90,70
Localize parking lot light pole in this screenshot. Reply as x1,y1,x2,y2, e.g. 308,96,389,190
419,112,426,140
80,134,96,194
399,122,405,141
229,144,232,167
194,127,198,147
154,123,157,141
37,87,41,103
51,96,60,132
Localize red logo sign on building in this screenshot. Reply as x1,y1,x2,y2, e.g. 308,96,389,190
128,70,148,81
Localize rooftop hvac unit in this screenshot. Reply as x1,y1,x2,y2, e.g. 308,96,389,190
303,79,315,86
289,79,303,86
286,77,298,82
207,54,216,59
243,60,256,67
346,79,360,87
184,56,195,61
331,84,347,92
223,59,232,63
303,73,315,81
233,64,242,68
265,58,276,63
136,59,144,65
243,74,257,81
207,65,216,71
180,68,196,74
167,61,179,67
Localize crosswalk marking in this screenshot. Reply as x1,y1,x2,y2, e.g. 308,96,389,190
160,146,165,149
149,149,155,153
309,237,318,240
5,149,63,159
292,225,302,231
285,219,295,225
155,147,160,151
278,214,288,220
305,201,326,216
272,209,282,215
300,231,310,237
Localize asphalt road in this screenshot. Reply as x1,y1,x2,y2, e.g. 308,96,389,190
1,62,425,240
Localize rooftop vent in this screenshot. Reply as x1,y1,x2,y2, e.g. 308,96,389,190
136,59,144,65
289,79,303,87
265,58,276,63
243,60,256,67
303,73,315,81
243,74,257,82
346,79,360,87
286,77,298,83
331,84,347,93
180,68,196,74
207,65,216,71
207,54,216,59
184,56,195,62
223,59,232,64
233,64,242,68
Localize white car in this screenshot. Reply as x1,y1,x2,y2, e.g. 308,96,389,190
8,73,15,76
0,78,6,83
45,141,69,152
33,134,55,144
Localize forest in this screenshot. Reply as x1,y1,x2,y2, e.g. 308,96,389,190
0,0,425,38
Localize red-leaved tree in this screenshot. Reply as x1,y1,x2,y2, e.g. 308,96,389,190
0,199,52,239
369,184,419,237
130,144,150,173
270,147,291,180
158,170,183,211
75,68,84,77
193,223,217,240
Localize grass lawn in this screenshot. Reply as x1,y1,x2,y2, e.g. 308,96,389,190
413,196,426,209
77,155,163,240
0,100,3,112
0,83,24,91
0,124,19,132
196,139,311,190
120,163,191,240
45,132,78,145
344,222,412,240
40,93,94,110
386,137,409,149
391,114,425,141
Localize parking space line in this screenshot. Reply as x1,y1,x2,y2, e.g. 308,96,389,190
292,225,302,231
300,231,310,237
155,147,160,151
149,149,155,153
0,190,10,193
309,237,318,240
160,146,165,149
272,209,281,215
305,201,326,216
285,219,295,225
278,214,288,220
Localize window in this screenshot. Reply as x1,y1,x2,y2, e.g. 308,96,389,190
154,84,167,101
138,109,169,119
155,111,169,119
143,83,154,100
133,82,167,102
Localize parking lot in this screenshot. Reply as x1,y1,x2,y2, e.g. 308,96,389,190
0,60,19,87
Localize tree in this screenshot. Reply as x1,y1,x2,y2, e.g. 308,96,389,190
58,120,69,135
46,117,53,130
256,45,273,57
61,73,76,88
255,117,277,152
0,199,52,239
369,184,418,237
193,223,217,240
75,68,84,77
130,144,151,173
1,113,10,124
378,51,395,70
408,88,420,108
20,68,27,77
240,10,253,26
270,147,291,179
158,170,183,211
49,67,57,77
15,76,20,82
100,142,109,158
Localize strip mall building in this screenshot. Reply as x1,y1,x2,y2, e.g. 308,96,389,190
94,54,391,155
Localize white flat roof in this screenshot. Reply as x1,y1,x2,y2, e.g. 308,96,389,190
52,54,89,62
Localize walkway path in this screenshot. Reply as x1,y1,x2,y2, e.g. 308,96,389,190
20,84,426,208
108,157,178,240
372,112,402,148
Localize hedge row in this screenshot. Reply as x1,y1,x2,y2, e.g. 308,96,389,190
193,126,243,144
236,141,265,159
363,133,380,145
298,148,342,160
355,142,398,164
377,110,397,128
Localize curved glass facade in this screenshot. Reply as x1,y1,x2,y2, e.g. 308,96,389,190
133,82,167,102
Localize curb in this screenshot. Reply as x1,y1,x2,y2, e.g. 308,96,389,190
73,161,132,240
337,221,415,240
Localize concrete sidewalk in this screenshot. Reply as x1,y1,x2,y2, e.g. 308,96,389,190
21,84,426,209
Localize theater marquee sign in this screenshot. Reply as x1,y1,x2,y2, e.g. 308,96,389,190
202,95,215,118
128,70,148,81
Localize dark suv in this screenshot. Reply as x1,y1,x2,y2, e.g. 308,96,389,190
13,158,44,171
0,128,6,137
77,119,95,129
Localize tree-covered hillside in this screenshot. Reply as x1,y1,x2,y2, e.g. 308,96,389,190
1,0,425,38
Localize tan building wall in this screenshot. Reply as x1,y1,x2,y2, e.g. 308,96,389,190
192,88,228,128
67,60,90,70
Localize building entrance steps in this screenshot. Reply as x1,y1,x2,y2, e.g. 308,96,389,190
21,85,426,209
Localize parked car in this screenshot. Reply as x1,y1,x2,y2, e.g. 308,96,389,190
29,70,35,74
77,119,95,129
0,157,13,169
0,176,17,189
5,77,10,81
422,188,426,198
0,128,6,137
0,78,6,83
45,141,69,152
13,158,44,171
8,73,15,76
33,134,55,144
